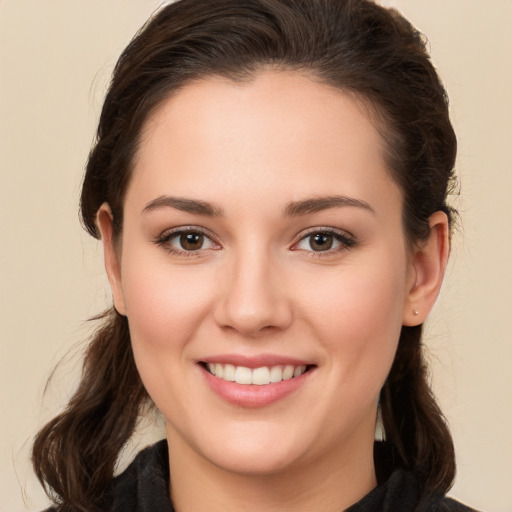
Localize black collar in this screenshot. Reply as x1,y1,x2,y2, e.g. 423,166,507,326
108,440,476,512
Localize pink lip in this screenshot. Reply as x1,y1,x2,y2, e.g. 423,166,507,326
199,361,315,408
199,353,313,368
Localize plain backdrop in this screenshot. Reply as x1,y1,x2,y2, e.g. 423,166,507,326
1,1,511,511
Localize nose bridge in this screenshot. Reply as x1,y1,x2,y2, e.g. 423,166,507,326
215,242,292,336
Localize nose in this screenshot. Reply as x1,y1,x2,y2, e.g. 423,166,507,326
213,249,293,337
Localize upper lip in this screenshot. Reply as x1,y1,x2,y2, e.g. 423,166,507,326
198,353,314,368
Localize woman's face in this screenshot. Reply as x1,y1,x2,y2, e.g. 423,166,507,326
102,71,423,475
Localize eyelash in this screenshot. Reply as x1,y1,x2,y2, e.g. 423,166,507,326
154,226,357,258
291,227,357,257
154,226,220,258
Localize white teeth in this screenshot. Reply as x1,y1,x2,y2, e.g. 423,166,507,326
269,366,283,383
234,366,252,384
206,363,308,385
223,363,236,382
293,365,306,377
251,366,270,385
283,365,294,380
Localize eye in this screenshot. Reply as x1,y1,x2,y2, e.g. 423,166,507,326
155,227,219,255
174,232,208,251
299,232,336,252
293,229,356,254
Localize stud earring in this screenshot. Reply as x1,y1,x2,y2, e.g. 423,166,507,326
413,309,419,316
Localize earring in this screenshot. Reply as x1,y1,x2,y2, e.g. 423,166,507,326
413,309,419,316
375,403,386,442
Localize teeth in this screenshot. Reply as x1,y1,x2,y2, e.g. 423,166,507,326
283,365,295,380
269,366,283,383
293,365,306,378
206,363,308,385
235,366,252,384
223,363,236,382
251,366,270,385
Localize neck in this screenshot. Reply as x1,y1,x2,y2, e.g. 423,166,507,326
166,425,377,512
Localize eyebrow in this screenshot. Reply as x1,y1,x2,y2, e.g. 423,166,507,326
284,195,375,216
141,194,374,217
142,195,224,216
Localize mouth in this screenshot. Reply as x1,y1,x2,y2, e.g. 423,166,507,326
200,362,313,385
199,357,316,407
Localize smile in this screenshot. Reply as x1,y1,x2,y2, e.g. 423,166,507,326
199,355,316,407
205,363,308,385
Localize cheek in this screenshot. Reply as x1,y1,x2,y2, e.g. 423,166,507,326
298,255,407,390
119,256,217,421
302,258,407,333
118,247,216,383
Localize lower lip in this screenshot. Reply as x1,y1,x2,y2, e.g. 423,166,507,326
201,365,314,407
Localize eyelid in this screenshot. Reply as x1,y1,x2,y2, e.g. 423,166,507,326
154,225,221,256
290,226,357,254
153,225,356,257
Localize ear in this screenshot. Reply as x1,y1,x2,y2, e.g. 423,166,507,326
403,211,449,326
96,203,126,316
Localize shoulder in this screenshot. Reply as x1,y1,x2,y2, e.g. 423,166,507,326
371,443,481,512
40,440,172,512
422,495,482,512
111,439,172,512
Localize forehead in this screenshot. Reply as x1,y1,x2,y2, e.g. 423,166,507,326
129,70,401,214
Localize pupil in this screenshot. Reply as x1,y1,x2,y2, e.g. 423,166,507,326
311,233,333,251
180,233,203,250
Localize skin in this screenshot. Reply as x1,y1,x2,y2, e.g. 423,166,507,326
98,71,449,512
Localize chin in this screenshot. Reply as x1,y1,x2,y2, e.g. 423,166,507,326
203,441,305,476
167,416,316,476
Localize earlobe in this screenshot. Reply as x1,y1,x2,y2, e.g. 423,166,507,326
403,211,449,326
96,203,127,316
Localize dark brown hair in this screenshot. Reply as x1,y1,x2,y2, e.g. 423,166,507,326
33,1,457,510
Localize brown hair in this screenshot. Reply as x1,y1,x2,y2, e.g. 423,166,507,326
33,1,457,510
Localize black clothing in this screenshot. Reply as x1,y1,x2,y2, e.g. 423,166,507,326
47,439,480,511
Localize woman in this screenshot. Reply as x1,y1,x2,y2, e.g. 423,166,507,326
32,1,478,511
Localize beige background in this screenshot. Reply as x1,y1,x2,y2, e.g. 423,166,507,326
1,1,511,511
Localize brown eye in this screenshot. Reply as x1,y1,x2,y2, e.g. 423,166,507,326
293,229,356,254
156,229,218,254
309,233,333,251
179,232,204,251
